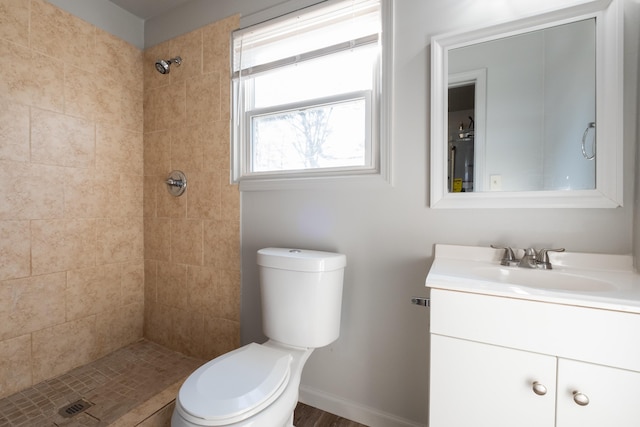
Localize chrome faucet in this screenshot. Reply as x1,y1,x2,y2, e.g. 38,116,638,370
493,245,565,269
491,245,519,266
535,248,566,269
519,248,539,269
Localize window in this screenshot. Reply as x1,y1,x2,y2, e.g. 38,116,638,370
231,0,391,186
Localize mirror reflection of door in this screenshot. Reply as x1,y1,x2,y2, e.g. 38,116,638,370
448,84,475,192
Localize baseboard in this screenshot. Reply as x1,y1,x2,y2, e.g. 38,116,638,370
298,386,426,427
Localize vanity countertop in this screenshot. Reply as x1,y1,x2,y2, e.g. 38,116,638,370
425,244,640,314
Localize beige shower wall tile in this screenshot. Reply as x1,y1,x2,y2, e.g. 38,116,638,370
0,161,64,220
144,218,170,261
96,125,143,174
29,49,66,112
0,220,30,281
30,0,96,73
186,72,221,126
221,175,240,221
218,269,240,322
156,176,186,218
144,260,158,303
64,64,98,121
0,40,31,100
144,131,171,176
63,168,121,219
203,219,240,270
120,173,144,217
31,108,95,168
97,217,144,265
66,264,122,321
171,219,203,265
0,334,32,400
121,86,144,132
31,316,97,384
143,175,158,218
171,125,206,172
203,15,239,76
167,305,204,357
95,30,142,90
185,265,238,329
144,82,186,132
95,74,124,126
157,262,188,309
122,262,144,303
0,99,29,162
203,121,230,172
0,272,66,341
31,219,96,275
186,266,217,312
144,301,171,348
202,317,239,360
63,170,134,219
169,29,203,84
95,302,143,358
187,170,221,220
0,0,29,47
220,75,231,120
0,39,64,112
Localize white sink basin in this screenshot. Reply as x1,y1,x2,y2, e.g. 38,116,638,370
471,266,616,292
425,244,640,313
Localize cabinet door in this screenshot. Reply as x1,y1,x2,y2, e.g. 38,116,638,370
430,334,556,427
556,358,640,427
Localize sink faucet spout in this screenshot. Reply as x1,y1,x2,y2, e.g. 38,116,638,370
519,248,538,268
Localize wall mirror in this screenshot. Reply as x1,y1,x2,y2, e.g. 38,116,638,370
430,0,623,208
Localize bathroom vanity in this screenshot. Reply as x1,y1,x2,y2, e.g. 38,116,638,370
425,244,640,427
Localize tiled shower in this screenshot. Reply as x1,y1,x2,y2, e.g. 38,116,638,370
0,0,240,404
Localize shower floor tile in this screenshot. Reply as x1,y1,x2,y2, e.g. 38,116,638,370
0,340,203,427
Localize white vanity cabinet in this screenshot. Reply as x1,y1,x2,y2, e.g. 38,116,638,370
428,289,640,427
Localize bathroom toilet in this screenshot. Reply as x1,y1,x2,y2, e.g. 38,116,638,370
172,248,347,427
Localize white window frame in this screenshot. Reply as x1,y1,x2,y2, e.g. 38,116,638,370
231,0,394,191
245,90,374,177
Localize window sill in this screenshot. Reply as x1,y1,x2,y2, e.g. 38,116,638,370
238,172,393,192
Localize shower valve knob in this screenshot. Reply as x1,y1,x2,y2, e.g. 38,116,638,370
165,170,187,197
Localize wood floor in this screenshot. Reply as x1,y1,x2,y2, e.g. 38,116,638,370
294,402,368,427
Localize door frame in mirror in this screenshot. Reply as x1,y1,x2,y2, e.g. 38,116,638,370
430,0,623,208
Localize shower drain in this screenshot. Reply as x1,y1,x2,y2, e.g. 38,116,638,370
58,399,94,418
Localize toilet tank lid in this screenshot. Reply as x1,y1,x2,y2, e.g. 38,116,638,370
257,248,346,272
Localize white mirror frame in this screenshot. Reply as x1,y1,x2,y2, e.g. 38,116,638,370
430,0,623,209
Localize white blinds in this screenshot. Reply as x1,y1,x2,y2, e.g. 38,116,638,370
232,0,381,78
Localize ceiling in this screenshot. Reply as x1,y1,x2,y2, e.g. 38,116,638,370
107,0,192,20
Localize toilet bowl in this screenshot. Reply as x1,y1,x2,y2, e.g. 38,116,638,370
172,341,312,427
172,248,347,427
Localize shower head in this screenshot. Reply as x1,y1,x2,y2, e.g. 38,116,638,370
155,56,182,74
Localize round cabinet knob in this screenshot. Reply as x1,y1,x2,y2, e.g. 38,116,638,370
532,381,547,396
572,391,590,406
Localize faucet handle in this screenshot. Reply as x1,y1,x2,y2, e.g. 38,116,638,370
491,245,518,266
536,248,565,269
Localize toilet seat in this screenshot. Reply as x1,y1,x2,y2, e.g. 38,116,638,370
177,343,293,426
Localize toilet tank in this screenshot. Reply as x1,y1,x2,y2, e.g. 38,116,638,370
257,248,347,348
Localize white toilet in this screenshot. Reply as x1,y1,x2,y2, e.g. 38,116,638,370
172,247,347,427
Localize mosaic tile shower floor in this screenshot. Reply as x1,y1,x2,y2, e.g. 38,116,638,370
0,340,202,426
